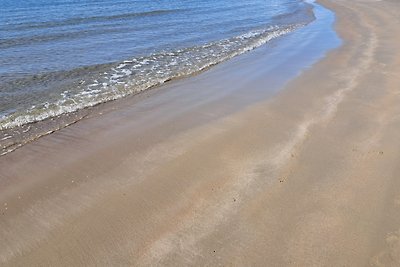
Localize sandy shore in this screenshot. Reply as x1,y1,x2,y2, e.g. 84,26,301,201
1,0,400,266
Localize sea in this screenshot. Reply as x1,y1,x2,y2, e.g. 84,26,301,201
0,0,315,155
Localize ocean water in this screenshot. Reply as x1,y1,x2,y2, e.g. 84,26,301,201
0,0,314,155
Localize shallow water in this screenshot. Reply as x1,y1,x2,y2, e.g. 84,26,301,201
0,0,313,129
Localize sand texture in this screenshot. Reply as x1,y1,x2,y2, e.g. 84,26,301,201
1,0,400,266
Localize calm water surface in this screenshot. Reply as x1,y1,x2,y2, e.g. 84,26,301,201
0,0,314,130
0,0,315,155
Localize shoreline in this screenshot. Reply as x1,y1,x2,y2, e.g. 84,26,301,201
0,0,313,133
2,0,400,265
0,1,331,158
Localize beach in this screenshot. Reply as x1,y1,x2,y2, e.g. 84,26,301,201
1,0,400,265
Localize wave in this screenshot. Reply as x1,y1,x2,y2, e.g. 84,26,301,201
0,27,130,49
0,24,304,130
1,9,187,32
0,9,187,49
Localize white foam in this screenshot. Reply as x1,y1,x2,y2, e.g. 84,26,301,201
0,24,303,131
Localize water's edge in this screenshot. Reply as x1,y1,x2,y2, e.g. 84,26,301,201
0,1,340,157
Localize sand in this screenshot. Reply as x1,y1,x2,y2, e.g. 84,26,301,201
1,0,400,266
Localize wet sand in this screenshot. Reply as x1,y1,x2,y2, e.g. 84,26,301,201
1,0,400,266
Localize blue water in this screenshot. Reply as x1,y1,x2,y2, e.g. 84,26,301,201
0,0,314,129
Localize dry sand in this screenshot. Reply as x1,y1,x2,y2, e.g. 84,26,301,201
1,0,400,266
